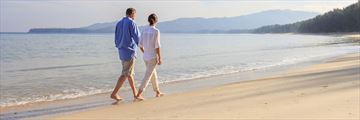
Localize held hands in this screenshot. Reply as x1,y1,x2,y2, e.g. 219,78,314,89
157,57,162,65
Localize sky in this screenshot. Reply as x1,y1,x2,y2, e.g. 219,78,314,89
0,0,357,32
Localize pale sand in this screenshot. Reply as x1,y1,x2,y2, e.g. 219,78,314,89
344,34,360,39
52,53,360,120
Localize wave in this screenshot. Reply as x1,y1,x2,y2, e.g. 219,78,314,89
0,87,112,108
160,49,359,84
1,49,358,108
6,62,113,72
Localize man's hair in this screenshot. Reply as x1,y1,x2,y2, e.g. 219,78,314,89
126,8,136,16
148,13,158,25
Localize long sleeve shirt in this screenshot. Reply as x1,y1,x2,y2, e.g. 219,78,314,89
115,17,141,61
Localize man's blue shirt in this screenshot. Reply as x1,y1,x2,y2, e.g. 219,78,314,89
115,17,140,61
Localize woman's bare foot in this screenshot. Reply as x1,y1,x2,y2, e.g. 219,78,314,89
156,92,164,97
110,94,122,101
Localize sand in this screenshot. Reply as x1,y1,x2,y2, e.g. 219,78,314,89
51,53,360,119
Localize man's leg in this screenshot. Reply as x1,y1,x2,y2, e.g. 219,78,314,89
127,75,137,98
111,75,127,101
111,57,135,101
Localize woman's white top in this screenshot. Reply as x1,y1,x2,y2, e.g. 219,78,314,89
139,26,161,61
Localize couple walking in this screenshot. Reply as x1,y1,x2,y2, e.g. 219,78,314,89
111,8,163,101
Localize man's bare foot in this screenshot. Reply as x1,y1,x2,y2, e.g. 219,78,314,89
110,94,122,101
156,92,164,97
135,96,145,101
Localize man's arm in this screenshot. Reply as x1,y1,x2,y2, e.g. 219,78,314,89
130,22,140,45
114,23,120,48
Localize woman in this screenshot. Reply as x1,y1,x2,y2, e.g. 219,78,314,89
136,13,164,100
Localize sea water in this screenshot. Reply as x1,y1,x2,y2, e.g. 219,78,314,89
0,33,358,107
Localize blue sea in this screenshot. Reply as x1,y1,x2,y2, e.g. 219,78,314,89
0,33,358,108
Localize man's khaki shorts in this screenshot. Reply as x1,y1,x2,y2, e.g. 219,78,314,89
121,58,136,77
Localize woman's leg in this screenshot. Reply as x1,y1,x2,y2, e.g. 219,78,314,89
150,69,163,97
150,69,159,92
136,59,157,99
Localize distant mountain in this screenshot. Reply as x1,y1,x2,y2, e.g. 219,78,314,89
28,10,319,33
82,22,116,33
253,2,360,33
28,21,117,33
156,10,318,33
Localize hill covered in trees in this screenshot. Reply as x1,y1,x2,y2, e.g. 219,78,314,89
253,2,360,33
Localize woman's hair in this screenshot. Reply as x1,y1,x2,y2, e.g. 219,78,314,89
148,13,158,25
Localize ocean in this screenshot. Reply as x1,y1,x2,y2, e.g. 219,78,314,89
0,33,358,108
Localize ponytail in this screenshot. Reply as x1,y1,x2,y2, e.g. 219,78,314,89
148,13,158,26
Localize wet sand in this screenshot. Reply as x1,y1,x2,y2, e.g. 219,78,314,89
51,53,360,119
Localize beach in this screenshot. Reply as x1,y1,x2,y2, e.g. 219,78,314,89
1,1,360,119
49,52,359,119
1,33,358,119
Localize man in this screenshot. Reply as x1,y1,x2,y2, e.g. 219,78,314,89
111,8,140,101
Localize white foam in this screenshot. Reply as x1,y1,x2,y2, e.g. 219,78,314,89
160,48,359,84
1,46,358,108
0,87,112,107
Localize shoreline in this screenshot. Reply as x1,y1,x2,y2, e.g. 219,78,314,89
48,52,360,119
0,55,319,119
1,31,359,36
1,52,358,119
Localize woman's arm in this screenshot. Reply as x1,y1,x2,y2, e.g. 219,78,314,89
140,47,144,53
156,48,161,65
155,30,161,65
139,30,144,53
